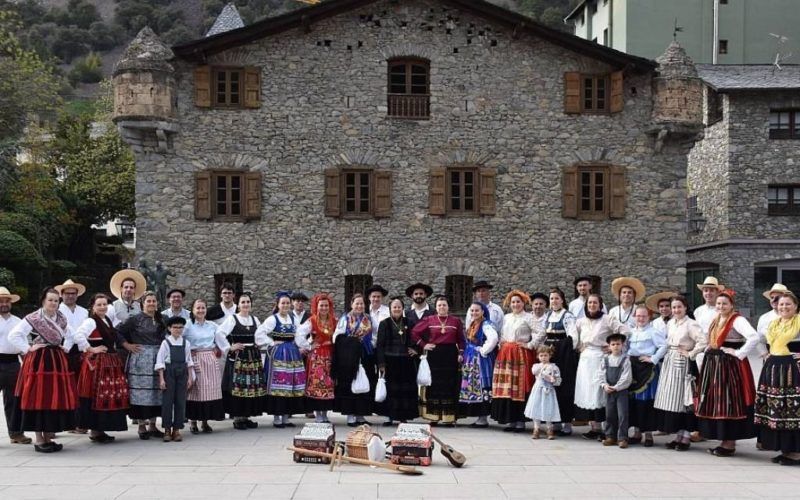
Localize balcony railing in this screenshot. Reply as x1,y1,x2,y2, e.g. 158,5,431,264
387,93,430,119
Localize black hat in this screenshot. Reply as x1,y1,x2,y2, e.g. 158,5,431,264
606,332,627,343
472,280,494,291
405,282,433,298
531,292,549,306
290,291,309,302
364,284,389,297
573,276,592,285
166,288,186,298
166,316,187,327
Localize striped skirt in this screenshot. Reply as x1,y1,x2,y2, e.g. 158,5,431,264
12,346,77,432
186,349,225,421
654,349,698,433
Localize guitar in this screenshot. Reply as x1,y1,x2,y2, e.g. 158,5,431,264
422,429,466,468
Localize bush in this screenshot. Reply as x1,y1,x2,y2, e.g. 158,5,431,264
50,26,91,63
0,267,14,287
0,212,41,249
49,259,77,275
68,52,103,86
89,21,124,51
0,230,47,270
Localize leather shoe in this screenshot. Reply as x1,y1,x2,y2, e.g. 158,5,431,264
9,435,32,444
34,443,56,453
675,442,691,451
244,419,258,429
202,424,213,433
469,422,489,429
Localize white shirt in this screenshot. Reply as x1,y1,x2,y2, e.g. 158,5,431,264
465,301,505,332
568,296,607,319
651,316,670,336
0,313,22,355
500,312,545,349
608,304,637,329
217,314,260,337
369,305,390,347
58,303,88,330
108,299,141,326
694,303,717,335
8,314,78,355
408,304,430,319
255,313,298,348
161,307,191,320
757,310,779,336
154,336,195,373
473,323,499,357
292,309,307,325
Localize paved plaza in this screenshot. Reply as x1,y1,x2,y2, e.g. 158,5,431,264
1,415,799,499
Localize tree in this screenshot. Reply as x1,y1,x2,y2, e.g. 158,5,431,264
68,52,103,86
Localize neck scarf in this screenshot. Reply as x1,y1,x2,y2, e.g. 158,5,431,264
766,314,800,351
25,309,68,345
708,312,740,348
347,312,372,337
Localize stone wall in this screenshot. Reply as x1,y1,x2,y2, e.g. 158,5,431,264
129,0,691,311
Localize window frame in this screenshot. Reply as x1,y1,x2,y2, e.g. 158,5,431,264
340,168,374,219
387,57,431,120
577,165,610,220
445,274,474,316
770,109,800,139
768,184,800,216
718,40,728,55
446,166,479,216
213,67,244,108
344,274,373,310
581,74,610,114
211,170,247,221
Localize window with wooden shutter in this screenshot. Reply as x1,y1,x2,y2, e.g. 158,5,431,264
429,167,446,215
324,168,392,219
447,167,478,215
431,166,497,217
214,68,243,107
373,170,392,218
561,165,578,218
479,168,497,215
562,165,627,220
324,169,341,217
565,72,618,114
609,71,624,113
608,165,626,218
197,170,263,222
243,66,261,108
244,171,262,220
564,72,581,114
194,66,211,108
195,171,212,219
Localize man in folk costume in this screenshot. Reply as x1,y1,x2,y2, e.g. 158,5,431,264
291,292,311,325
404,282,434,330
758,284,788,335
207,282,237,325
466,280,504,332
107,269,147,326
0,287,32,444
646,291,675,336
569,276,607,319
55,279,90,434
366,285,390,344
609,277,646,329
161,289,190,320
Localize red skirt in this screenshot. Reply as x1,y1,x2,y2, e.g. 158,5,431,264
492,343,535,402
77,352,129,411
15,346,77,411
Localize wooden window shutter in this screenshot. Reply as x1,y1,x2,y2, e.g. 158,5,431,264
564,72,581,114
373,170,392,218
195,171,212,220
429,167,446,215
243,66,261,108
244,171,262,220
609,165,626,218
324,168,341,217
610,71,624,113
479,168,497,216
561,166,578,218
194,66,211,108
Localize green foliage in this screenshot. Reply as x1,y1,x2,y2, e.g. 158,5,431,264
0,211,42,249
0,267,14,287
46,0,101,30
114,0,192,40
0,230,46,270
68,52,104,86
48,259,78,282
51,25,92,63
89,21,125,52
513,0,579,30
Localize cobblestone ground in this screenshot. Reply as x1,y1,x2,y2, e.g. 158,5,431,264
1,413,799,499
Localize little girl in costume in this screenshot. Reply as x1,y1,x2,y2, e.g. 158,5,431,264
525,345,562,439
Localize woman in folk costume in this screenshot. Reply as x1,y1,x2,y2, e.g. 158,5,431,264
296,293,337,423
117,291,167,440
755,293,800,465
458,301,498,428
491,290,545,432
183,299,229,434
256,292,307,428
543,288,579,436
695,289,761,457
651,295,707,451
574,293,630,440
626,305,665,447
8,288,79,452
608,277,644,329
412,295,465,427
376,297,419,425
217,292,265,430
333,293,374,426
73,293,129,443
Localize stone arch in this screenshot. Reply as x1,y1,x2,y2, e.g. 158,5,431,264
569,147,621,165
434,149,497,168
328,149,388,168
380,43,435,61
207,48,260,66
191,153,270,172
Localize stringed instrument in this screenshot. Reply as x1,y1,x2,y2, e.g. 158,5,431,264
287,446,423,475
422,430,466,468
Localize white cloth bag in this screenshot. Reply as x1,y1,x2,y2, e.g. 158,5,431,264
351,364,370,394
375,376,387,402
417,355,432,387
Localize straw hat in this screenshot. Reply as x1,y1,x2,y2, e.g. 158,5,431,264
696,276,724,292
55,279,86,296
645,291,676,313
109,269,147,300
0,287,21,303
763,283,790,300
611,277,646,301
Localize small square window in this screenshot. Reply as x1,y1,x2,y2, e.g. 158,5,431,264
770,109,799,139
718,40,728,54
768,184,800,215
213,68,244,107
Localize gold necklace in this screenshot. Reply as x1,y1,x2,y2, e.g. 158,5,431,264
438,315,448,334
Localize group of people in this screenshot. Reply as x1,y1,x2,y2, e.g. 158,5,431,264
1,270,800,466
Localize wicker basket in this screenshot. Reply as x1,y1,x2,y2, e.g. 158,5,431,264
345,424,382,460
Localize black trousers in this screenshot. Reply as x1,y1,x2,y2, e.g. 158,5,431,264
0,360,23,437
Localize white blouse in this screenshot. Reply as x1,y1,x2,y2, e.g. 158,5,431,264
8,315,79,355
217,314,260,337
575,315,629,349
255,313,300,348
544,309,579,349
500,312,545,349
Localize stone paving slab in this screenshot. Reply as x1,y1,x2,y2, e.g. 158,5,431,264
2,414,800,498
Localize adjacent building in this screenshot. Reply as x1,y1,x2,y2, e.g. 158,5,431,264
565,0,800,65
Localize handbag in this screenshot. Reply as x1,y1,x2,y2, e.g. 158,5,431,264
351,364,370,394
417,355,432,386
375,376,387,402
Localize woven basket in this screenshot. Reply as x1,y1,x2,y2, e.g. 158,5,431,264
345,424,382,460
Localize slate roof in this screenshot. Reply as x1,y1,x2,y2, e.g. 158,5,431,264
206,3,245,37
697,64,800,90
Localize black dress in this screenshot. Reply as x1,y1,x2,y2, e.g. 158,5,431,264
222,315,266,417
332,313,375,416
375,316,419,421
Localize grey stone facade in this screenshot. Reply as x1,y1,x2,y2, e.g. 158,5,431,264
688,69,800,316
115,0,699,312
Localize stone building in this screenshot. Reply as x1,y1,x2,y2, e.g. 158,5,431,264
687,63,800,317
113,0,702,313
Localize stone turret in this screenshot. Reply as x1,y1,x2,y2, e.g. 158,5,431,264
652,41,703,126
112,27,178,152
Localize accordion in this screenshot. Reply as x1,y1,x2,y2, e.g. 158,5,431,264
293,423,335,464
390,423,434,466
